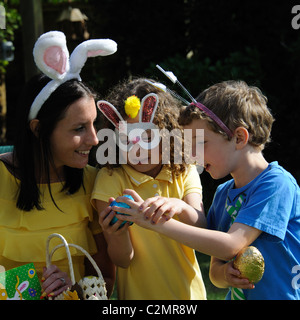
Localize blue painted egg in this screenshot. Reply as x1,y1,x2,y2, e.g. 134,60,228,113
109,194,134,228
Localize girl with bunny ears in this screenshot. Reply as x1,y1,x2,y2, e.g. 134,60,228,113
92,78,207,299
0,31,117,298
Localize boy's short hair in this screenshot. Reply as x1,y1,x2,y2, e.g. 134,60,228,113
179,80,275,150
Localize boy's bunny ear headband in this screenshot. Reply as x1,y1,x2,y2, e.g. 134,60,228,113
154,65,234,139
28,31,117,121
97,93,160,151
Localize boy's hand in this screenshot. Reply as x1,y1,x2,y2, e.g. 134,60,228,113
224,260,255,290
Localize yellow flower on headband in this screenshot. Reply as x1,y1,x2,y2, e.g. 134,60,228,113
124,95,141,118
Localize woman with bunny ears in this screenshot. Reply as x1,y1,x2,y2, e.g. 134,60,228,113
0,31,117,298
92,78,207,299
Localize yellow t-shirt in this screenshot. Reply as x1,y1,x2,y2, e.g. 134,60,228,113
92,164,206,300
0,161,100,282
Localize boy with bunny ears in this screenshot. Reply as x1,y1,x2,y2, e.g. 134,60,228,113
92,78,207,300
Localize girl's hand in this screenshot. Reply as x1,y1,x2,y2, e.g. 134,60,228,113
139,197,189,224
110,189,155,229
223,261,255,290
98,197,131,235
41,265,72,298
112,189,174,227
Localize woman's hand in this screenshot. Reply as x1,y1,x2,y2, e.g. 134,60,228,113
41,264,72,298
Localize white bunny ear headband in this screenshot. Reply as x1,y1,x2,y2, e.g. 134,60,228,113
97,93,160,151
28,31,117,121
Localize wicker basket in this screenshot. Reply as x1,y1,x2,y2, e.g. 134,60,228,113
46,233,107,300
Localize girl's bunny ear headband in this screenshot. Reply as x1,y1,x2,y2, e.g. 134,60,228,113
97,93,160,151
28,31,117,121
154,65,234,139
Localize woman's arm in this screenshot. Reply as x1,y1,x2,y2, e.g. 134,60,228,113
86,232,116,297
95,199,134,268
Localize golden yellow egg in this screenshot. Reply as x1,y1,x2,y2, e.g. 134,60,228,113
233,246,265,283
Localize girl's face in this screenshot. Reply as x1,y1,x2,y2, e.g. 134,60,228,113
184,119,237,180
50,96,98,175
124,115,162,178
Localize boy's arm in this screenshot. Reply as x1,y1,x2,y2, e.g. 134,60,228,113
149,220,262,261
95,199,134,268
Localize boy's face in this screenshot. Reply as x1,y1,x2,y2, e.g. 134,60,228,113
184,119,237,180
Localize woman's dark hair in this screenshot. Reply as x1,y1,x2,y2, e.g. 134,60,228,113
10,74,97,211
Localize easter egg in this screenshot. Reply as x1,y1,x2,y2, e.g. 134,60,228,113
233,246,265,283
109,194,134,228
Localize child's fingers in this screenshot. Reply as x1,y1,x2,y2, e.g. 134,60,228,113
228,262,241,277
116,214,135,223
139,196,159,211
226,261,255,290
111,205,130,215
231,278,255,290
108,197,115,204
109,218,128,234
151,204,176,224
123,189,144,202
143,198,166,220
99,206,114,224
115,195,137,209
99,210,118,232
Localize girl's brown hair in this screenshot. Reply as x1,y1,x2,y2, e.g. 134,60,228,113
100,78,187,175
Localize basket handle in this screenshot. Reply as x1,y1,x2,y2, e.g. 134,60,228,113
46,233,76,285
46,233,105,286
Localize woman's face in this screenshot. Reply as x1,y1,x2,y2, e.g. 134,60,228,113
50,96,98,174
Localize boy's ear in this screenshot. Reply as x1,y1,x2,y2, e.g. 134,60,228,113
29,119,40,137
234,127,249,149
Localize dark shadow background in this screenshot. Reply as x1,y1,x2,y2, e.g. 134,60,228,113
4,0,300,212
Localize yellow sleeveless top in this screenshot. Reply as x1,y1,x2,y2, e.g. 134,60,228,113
0,161,100,282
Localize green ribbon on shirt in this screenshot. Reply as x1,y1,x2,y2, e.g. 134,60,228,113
225,194,246,300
